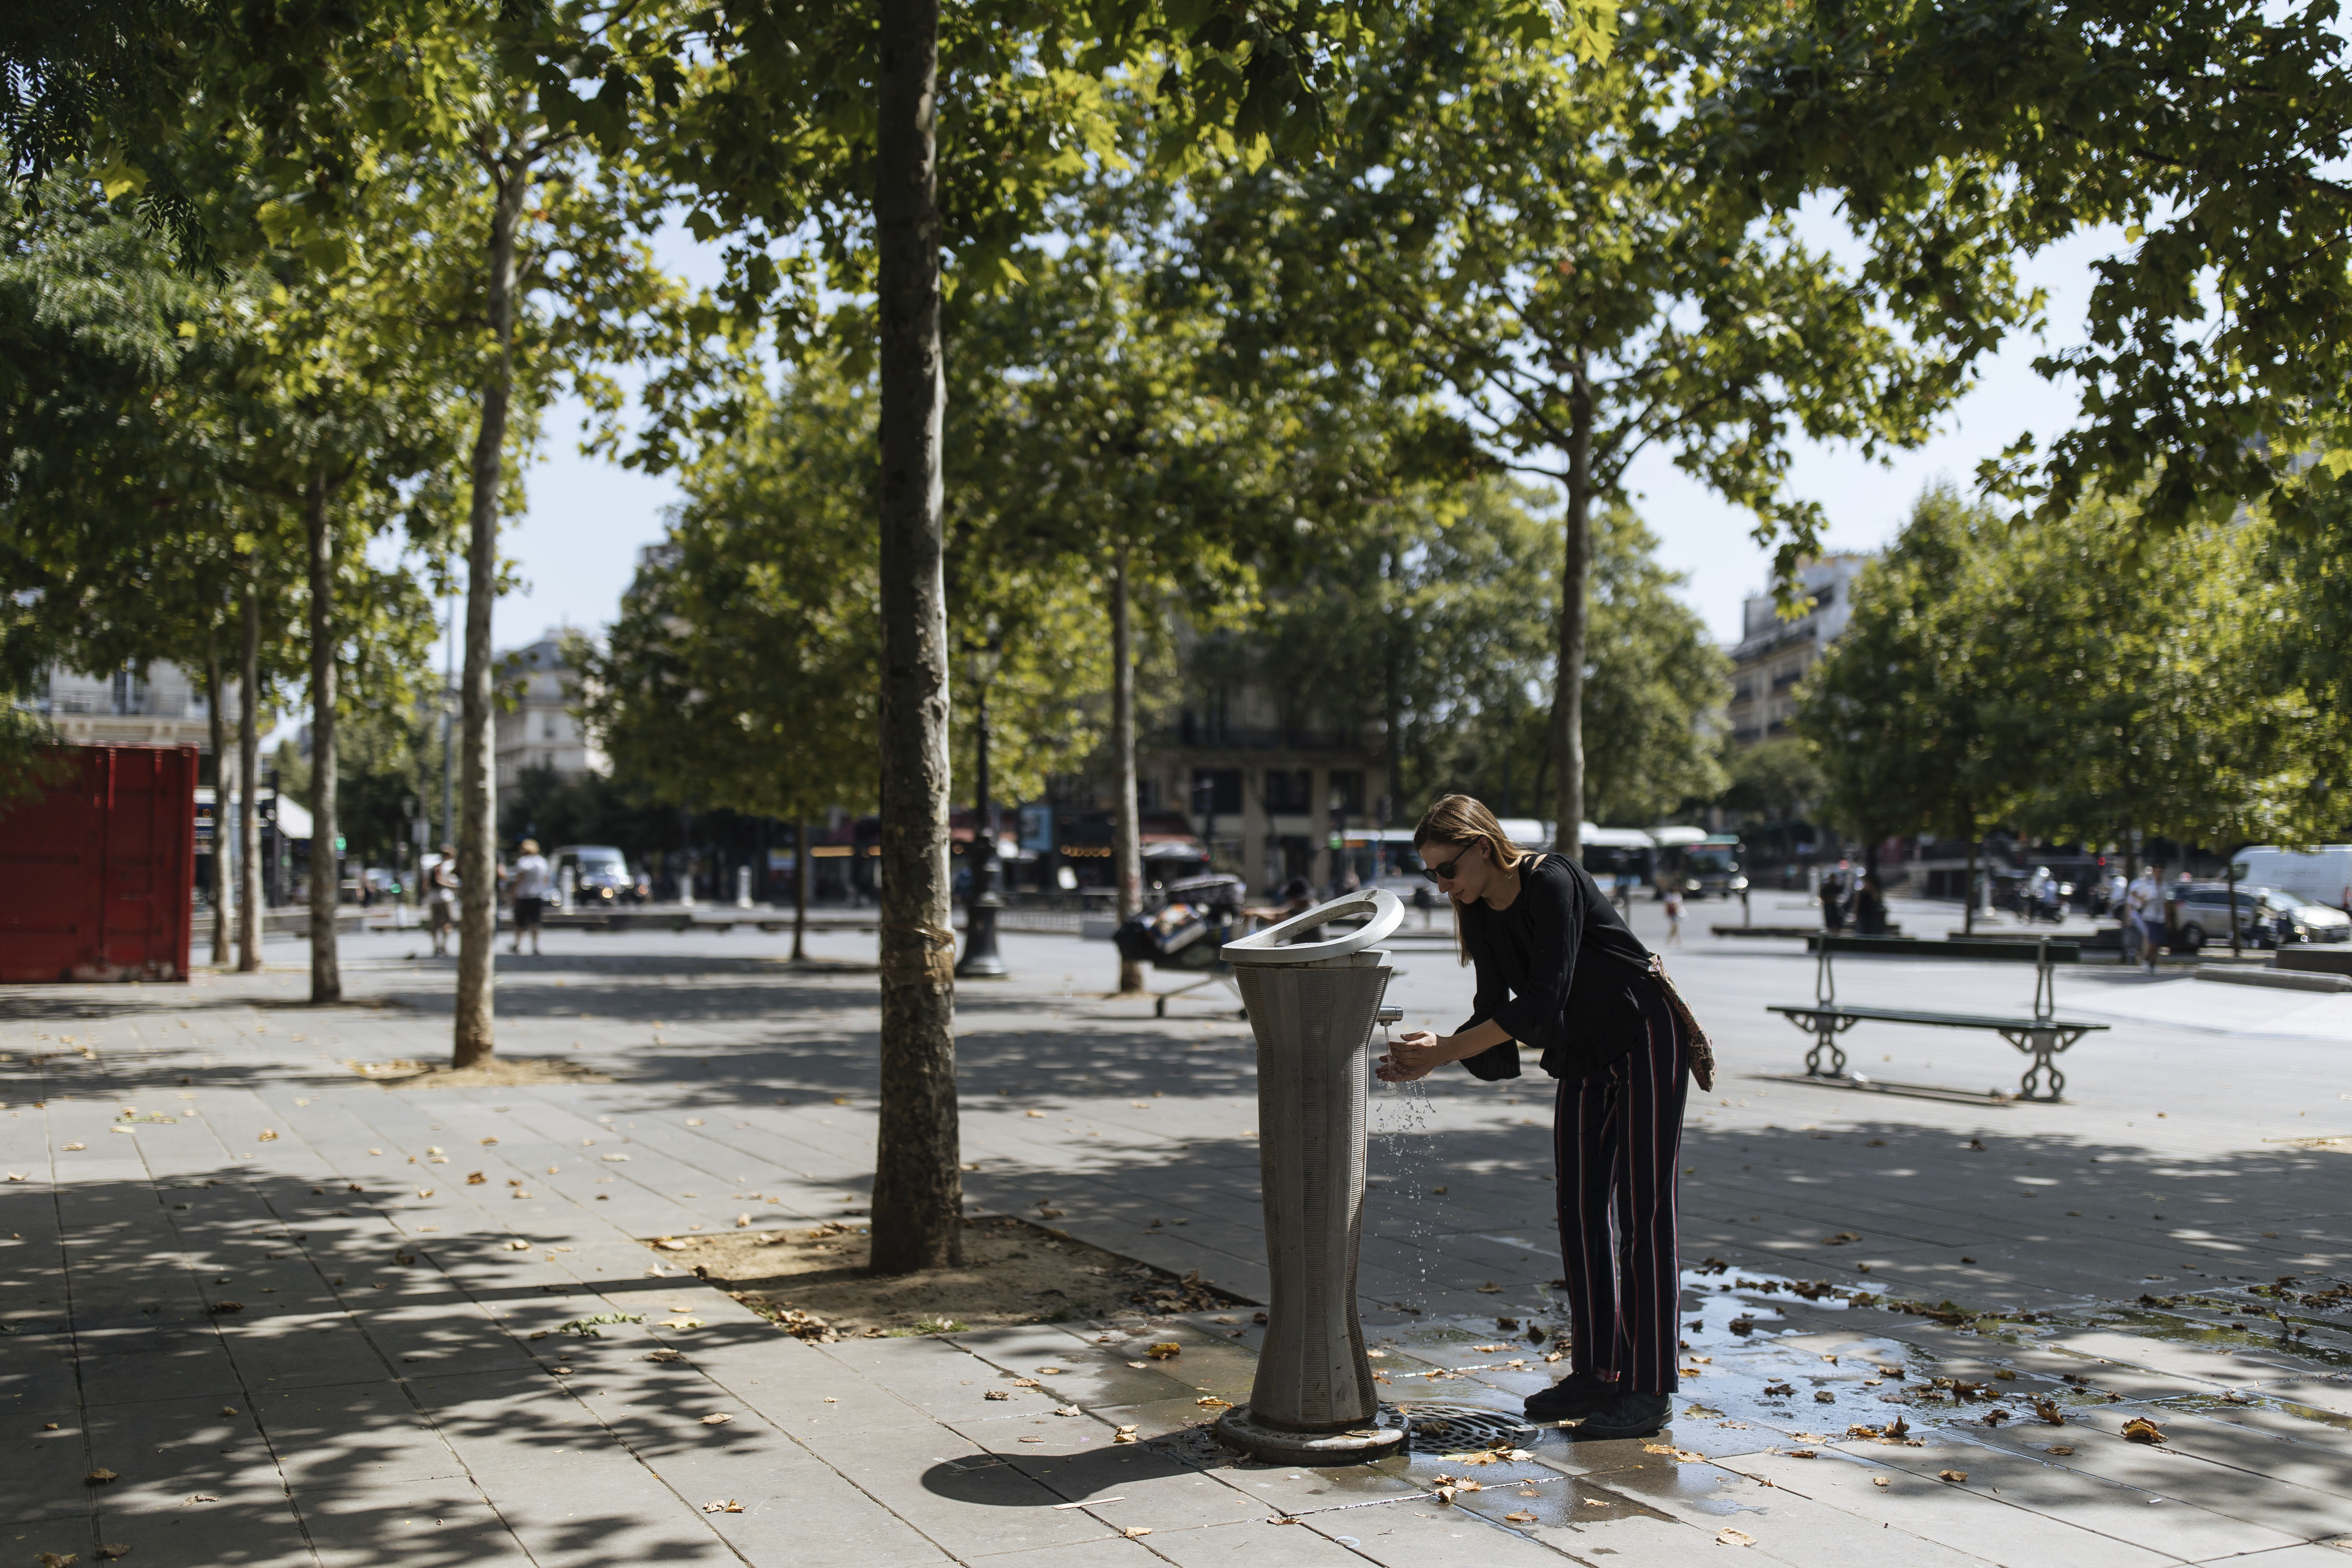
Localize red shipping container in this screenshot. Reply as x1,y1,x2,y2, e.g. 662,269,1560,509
0,745,197,982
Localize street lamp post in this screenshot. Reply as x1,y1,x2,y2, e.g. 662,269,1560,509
957,639,1008,979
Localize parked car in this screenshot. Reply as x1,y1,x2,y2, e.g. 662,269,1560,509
551,844,634,906
2252,885,2352,945
2167,882,2352,951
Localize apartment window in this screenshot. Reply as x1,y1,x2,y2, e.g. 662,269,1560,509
1192,768,1242,815
111,666,146,715
1327,769,1365,817
1263,768,1311,814
542,714,561,739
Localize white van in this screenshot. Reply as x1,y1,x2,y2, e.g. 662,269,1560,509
2231,847,2352,913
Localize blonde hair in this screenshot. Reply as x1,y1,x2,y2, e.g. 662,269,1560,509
1412,794,1536,965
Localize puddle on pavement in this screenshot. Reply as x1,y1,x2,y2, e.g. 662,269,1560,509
1152,1229,2352,1533
1333,1256,2352,1503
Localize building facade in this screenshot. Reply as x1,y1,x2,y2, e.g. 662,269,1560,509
1137,705,1389,895
31,662,217,750
1724,554,1870,748
493,634,604,790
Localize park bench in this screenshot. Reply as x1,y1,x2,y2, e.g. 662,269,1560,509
1769,935,2111,1101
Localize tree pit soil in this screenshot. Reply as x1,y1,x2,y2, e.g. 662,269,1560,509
346,1057,613,1088
647,1214,1256,1340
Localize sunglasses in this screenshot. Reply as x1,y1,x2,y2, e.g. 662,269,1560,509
1420,845,1477,883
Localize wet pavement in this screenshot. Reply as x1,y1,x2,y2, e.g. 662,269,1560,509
3,906,2349,1565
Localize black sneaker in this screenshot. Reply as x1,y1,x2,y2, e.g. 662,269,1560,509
1523,1372,1611,1423
1570,1389,1672,1439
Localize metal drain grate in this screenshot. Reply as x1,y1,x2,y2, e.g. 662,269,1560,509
1380,1403,1538,1451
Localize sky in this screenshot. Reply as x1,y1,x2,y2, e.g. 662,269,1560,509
462,220,2121,667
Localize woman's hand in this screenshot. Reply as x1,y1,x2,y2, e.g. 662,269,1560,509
1377,1029,1450,1082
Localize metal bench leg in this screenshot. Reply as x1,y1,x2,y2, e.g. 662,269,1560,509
2007,1026,2068,1101
1804,1019,1849,1079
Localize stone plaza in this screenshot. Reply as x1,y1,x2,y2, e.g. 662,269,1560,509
4,900,2349,1566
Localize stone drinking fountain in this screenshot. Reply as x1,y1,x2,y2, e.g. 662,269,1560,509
1211,887,1410,1465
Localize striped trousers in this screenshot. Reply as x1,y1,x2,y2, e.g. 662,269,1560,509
1552,981,1688,1394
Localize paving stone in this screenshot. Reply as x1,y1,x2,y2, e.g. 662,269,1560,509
484,1455,729,1566
293,1481,531,1568
255,1379,469,1489
88,1486,321,1568
795,1423,1124,1559
1,1409,96,1524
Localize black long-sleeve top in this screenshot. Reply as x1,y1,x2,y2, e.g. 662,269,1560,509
1454,852,1654,1082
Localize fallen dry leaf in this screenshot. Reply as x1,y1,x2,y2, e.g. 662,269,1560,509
1122,1527,1151,1538
1477,1281,1503,1294
504,1239,530,1251
1788,1449,1817,1459
1823,1231,1860,1244
97,1550,132,1564
1871,1476,1891,1488
699,1413,734,1426
602,1153,630,1161
415,1188,434,1199
659,1317,704,1329
38,1554,76,1568
1053,1406,1081,1417
1112,1425,1139,1443
466,1172,487,1185
1718,1527,1755,1546
61,1142,85,1152
701,1498,743,1513
2122,1417,2165,1445
1504,1510,1539,1522
984,1390,1011,1401
1145,1342,1181,1360
257,1130,278,1142
645,1349,686,1363
86,1468,118,1485
1195,1396,1234,1410
1939,1469,1969,1484
2049,1444,2076,1456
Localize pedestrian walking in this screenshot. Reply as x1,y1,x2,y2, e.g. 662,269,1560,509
2127,864,2163,973
510,839,551,956
1663,886,1684,946
1376,794,1714,1441
426,844,457,958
